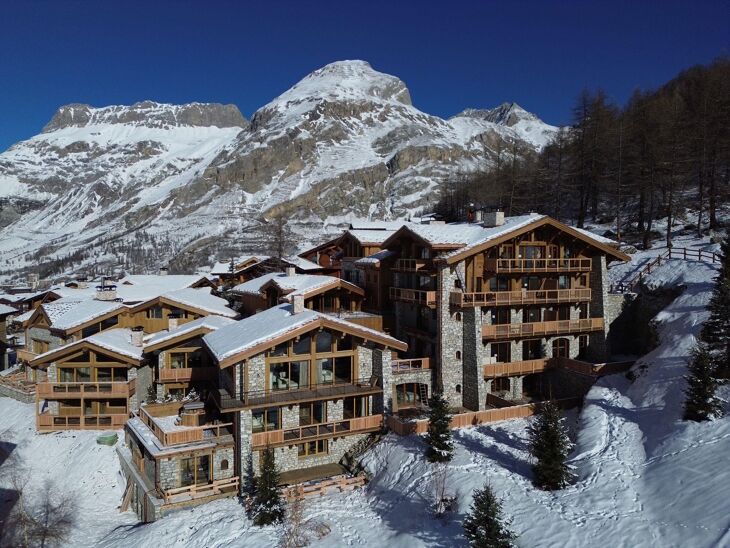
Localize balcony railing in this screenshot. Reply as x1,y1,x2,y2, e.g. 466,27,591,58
392,357,431,374
16,349,38,362
162,477,240,505
138,405,233,447
389,287,437,307
482,318,605,340
450,288,592,307
251,414,382,449
483,358,550,378
36,379,136,398
485,258,593,273
393,258,432,272
213,376,382,410
37,413,129,431
158,367,218,383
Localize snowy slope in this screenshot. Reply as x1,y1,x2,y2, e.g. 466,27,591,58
1,234,728,547
0,61,557,283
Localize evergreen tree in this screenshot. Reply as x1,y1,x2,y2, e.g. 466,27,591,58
683,343,724,421
426,393,454,463
701,234,730,374
242,451,257,501
252,448,284,526
463,482,516,548
528,401,573,490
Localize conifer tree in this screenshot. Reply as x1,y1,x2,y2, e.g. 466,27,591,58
242,451,257,501
683,343,724,421
463,482,516,548
528,401,573,490
426,392,454,463
252,448,284,526
701,234,730,374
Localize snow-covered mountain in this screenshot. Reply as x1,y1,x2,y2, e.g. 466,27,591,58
0,60,557,280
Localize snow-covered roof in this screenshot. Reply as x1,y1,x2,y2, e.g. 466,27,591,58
127,416,216,457
440,214,546,258
285,256,321,271
12,308,35,324
230,272,283,296
144,315,237,349
161,287,237,317
347,229,398,245
348,220,407,231
210,255,266,275
354,249,396,267
0,304,17,316
116,275,207,302
204,303,405,363
50,299,124,331
573,226,619,246
34,327,143,363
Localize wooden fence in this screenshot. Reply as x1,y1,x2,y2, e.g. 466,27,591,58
280,474,367,501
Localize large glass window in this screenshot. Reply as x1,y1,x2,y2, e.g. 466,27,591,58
334,356,353,384
523,307,541,323
146,306,164,319
490,342,511,363
395,383,423,408
558,275,570,290
491,309,511,325
252,408,280,433
179,455,211,487
317,358,333,384
343,396,369,419
293,335,311,355
316,331,333,353
297,439,328,458
523,339,543,360
299,401,325,426
270,360,309,391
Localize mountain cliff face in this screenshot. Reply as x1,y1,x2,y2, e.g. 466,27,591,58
0,60,557,281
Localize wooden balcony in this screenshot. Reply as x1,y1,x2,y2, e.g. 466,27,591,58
485,258,593,273
251,414,382,449
139,405,234,447
389,287,437,308
392,357,431,374
16,348,38,362
36,379,136,398
483,358,550,378
162,477,240,505
482,318,605,340
551,356,635,377
213,376,382,411
37,413,128,431
450,288,592,307
393,258,432,272
158,367,218,383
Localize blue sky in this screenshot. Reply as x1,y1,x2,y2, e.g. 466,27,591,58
1,0,727,150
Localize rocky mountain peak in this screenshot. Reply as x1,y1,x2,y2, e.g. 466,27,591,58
454,102,541,127
42,101,247,132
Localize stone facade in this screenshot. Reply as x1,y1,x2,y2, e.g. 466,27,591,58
437,264,465,408
27,326,66,353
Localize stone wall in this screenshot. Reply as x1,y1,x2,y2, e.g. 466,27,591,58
213,446,235,481
158,457,178,491
588,255,610,360
270,433,369,474
27,327,65,353
437,264,464,408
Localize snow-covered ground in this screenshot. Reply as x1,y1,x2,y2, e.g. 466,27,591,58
1,235,728,547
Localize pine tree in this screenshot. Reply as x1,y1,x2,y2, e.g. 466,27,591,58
426,393,454,463
242,451,257,502
683,343,723,421
252,448,284,526
528,401,573,490
701,234,730,375
463,482,516,548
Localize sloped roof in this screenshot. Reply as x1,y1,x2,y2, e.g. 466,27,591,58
0,304,18,316
230,272,284,296
32,327,143,366
210,255,266,275
354,249,396,267
348,220,407,230
346,229,398,246
50,299,125,331
231,273,361,301
204,303,406,366
160,287,237,318
144,315,237,351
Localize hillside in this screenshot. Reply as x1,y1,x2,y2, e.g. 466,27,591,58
1,233,726,547
0,60,556,282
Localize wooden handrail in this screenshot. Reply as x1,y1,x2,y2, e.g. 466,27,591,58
37,380,135,398
37,413,128,430
159,367,218,383
482,318,604,339
162,477,239,504
392,357,431,373
483,358,550,378
393,258,432,272
485,258,592,273
451,288,591,307
138,406,233,447
611,247,721,293
389,287,437,307
251,414,382,449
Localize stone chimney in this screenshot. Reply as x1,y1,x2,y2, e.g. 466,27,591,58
130,326,144,347
292,294,305,314
27,273,39,291
483,210,505,228
285,266,296,277
76,277,88,289
95,283,117,301
159,266,169,276
168,314,180,331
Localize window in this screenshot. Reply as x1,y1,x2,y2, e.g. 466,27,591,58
58,367,91,382
169,350,205,369
337,335,354,351
491,308,511,325
146,306,164,319
552,338,570,358
395,383,423,408
252,408,280,433
269,360,309,391
455,351,461,360
523,339,543,360
523,307,541,323
522,276,541,290
316,331,333,353
490,342,511,363
298,439,328,457
488,276,509,291
343,396,369,419
220,459,229,471
455,384,461,394
179,455,211,487
82,324,101,338
558,275,570,290
293,335,311,355
454,312,462,322
299,401,326,426
579,303,589,319
578,335,588,358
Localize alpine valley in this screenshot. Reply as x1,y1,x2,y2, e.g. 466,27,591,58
0,60,557,281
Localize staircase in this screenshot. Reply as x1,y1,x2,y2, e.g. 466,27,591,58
418,383,430,408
